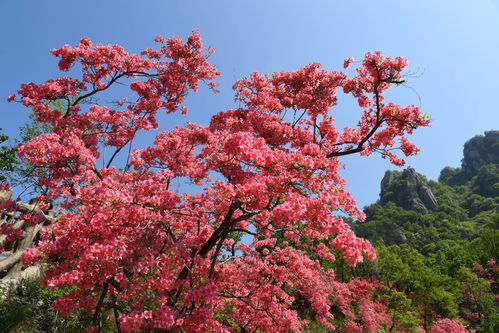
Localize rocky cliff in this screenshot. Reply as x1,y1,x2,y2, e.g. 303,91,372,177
439,130,499,196
462,130,499,176
355,130,498,250
380,167,439,214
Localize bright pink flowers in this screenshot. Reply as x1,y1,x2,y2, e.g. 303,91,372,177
9,31,429,332
430,318,475,333
21,247,40,266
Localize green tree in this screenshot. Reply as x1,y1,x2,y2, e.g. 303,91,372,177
0,129,17,183
471,164,499,197
457,267,497,332
382,287,420,332
2,103,57,199
0,277,93,332
376,245,461,330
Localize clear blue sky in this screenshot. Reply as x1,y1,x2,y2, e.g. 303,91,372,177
1,0,498,208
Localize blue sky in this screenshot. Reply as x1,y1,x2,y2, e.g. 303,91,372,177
1,0,498,208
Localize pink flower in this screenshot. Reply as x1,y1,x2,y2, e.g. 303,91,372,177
154,35,166,43
53,297,75,317
431,318,474,333
10,32,428,333
344,56,354,69
22,248,40,266
79,37,92,47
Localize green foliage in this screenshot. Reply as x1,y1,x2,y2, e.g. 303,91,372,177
376,245,463,330
0,128,18,183
213,300,240,330
456,267,497,332
439,166,467,186
472,164,499,197
1,106,58,200
0,278,92,332
475,228,499,261
354,131,499,332
356,161,498,255
382,288,420,332
355,202,419,247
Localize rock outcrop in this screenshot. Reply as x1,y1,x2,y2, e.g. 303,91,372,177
380,168,438,214
377,223,408,245
439,130,499,194
462,130,499,177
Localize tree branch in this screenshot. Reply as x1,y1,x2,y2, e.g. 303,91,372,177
327,75,384,158
93,282,109,331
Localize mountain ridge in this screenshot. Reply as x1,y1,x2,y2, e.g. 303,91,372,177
354,130,498,253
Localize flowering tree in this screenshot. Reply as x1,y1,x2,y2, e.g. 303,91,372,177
430,318,475,333
3,31,429,332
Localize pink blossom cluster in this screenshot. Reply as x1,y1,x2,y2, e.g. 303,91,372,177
7,31,430,332
430,318,475,333
330,279,391,332
0,221,23,243
21,247,39,266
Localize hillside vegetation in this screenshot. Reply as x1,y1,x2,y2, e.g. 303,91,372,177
353,131,498,332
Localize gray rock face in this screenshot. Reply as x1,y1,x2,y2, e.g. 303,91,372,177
369,221,409,246
0,265,43,294
462,130,499,176
417,182,439,211
380,171,395,194
0,189,13,202
380,167,438,214
393,225,408,243
385,224,408,244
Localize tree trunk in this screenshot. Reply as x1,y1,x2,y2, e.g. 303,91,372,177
0,189,55,288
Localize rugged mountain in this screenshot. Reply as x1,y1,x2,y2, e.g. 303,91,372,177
380,167,438,214
439,130,499,197
350,131,499,333
462,130,499,176
354,131,499,253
